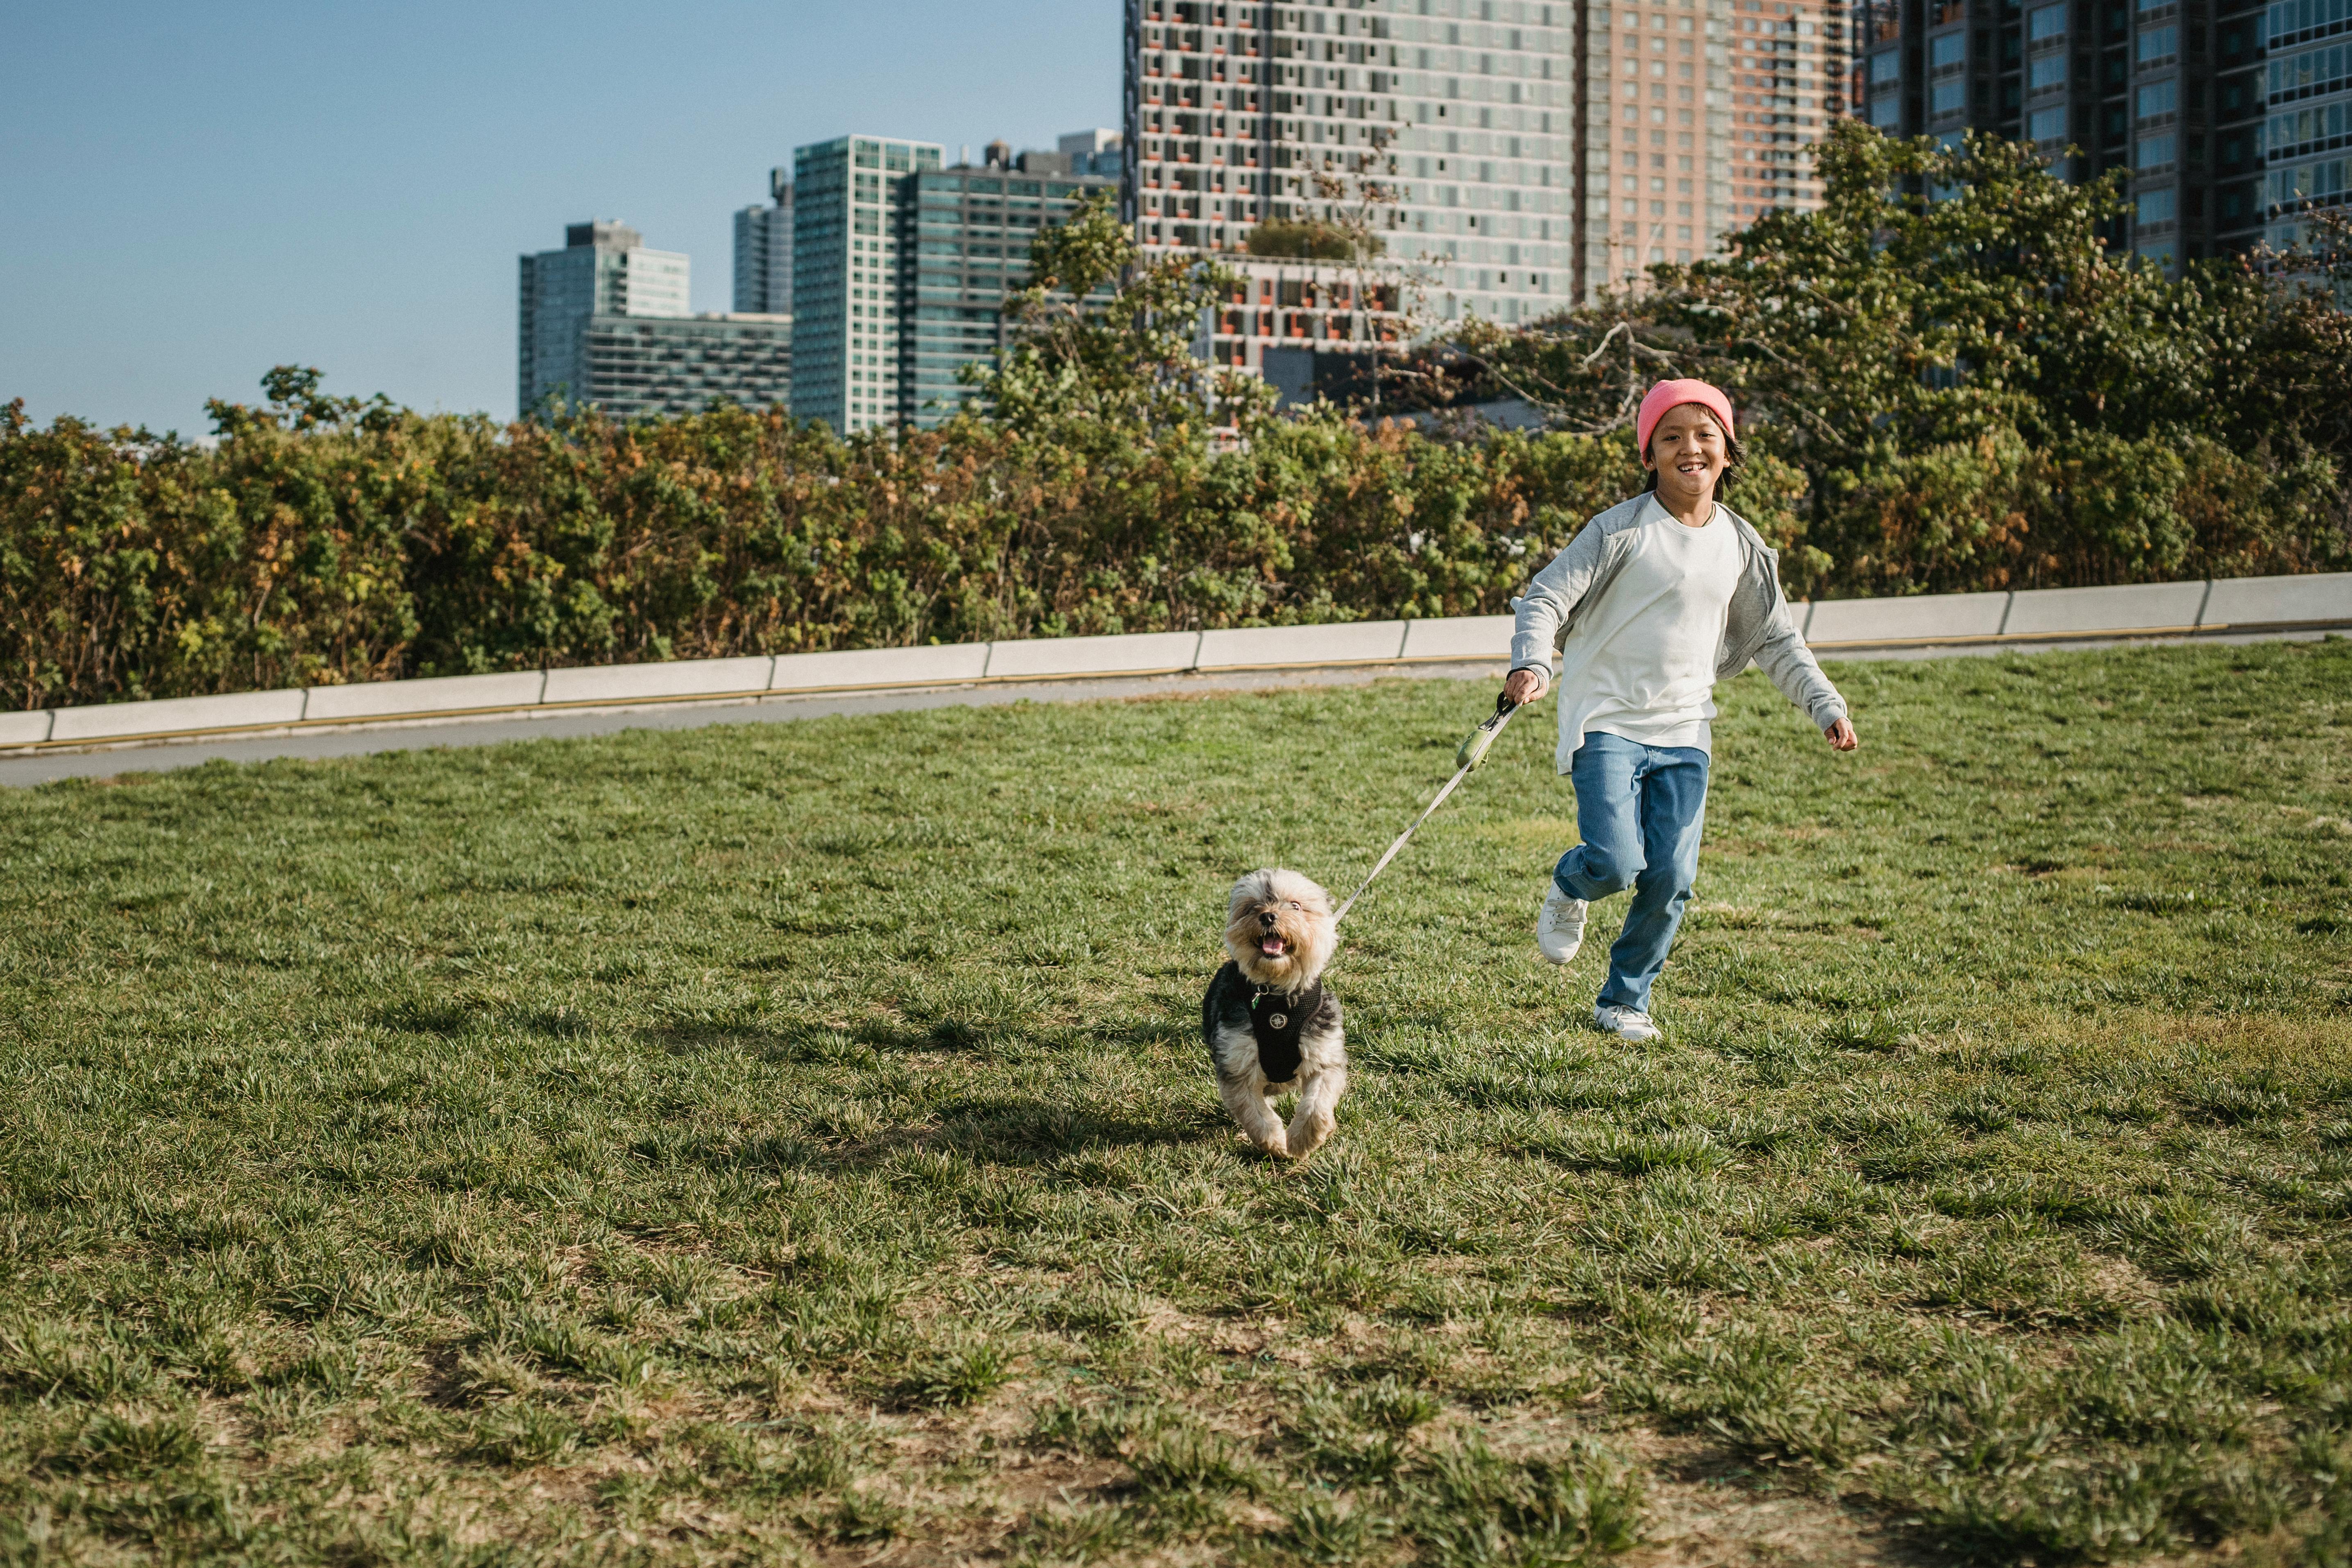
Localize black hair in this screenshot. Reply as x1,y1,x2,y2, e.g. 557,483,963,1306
1640,420,1744,494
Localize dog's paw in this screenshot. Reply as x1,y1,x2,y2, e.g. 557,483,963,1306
1285,1112,1335,1160
1236,1129,1290,1158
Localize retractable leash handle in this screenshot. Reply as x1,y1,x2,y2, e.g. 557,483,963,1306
1333,696,1521,926
1456,692,1520,772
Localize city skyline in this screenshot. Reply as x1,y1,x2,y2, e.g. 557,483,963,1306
24,0,2311,445
0,0,1122,434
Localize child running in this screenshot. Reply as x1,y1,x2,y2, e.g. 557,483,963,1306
1502,379,1859,1042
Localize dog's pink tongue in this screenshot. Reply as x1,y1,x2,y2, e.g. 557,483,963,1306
1260,937,1287,955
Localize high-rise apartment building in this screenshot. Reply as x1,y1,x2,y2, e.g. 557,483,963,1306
905,152,1122,426
518,221,791,419
1585,0,1849,275
1858,0,2277,267
520,222,690,411
1580,0,1739,283
790,135,944,434
1127,0,1583,363
734,168,795,314
786,134,1121,432
1123,0,1789,374
1722,0,1849,219
576,315,795,419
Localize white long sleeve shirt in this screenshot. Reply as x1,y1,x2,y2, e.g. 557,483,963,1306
1508,492,1847,771
1554,498,1744,756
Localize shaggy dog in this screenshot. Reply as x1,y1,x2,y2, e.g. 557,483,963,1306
1200,868,1348,1159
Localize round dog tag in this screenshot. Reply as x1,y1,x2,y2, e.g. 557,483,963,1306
1268,1013,1288,1030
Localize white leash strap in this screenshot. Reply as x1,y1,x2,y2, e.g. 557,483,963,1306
1332,701,1519,926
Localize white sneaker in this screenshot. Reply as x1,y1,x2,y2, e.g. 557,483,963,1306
1537,885,1589,964
1593,1004,1661,1043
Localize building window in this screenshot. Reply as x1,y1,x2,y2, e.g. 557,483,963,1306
2137,187,2177,222
1931,30,1966,66
2137,25,2177,60
2030,54,2068,88
2029,4,2067,39
2137,79,2177,118
2031,105,2069,138
1932,78,1966,112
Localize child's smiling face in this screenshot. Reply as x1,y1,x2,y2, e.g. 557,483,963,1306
1642,402,1729,513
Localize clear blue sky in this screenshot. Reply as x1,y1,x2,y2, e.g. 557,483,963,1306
1,0,1118,435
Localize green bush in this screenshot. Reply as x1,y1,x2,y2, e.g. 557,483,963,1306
0,380,1670,711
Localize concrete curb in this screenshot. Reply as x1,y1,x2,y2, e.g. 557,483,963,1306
5,571,2346,759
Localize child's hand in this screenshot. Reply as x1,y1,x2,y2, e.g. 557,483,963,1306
1824,717,1858,751
1502,667,1548,707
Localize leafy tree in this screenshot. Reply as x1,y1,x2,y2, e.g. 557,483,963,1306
1246,220,1370,260
208,365,399,438
968,193,1271,438
1442,123,2350,592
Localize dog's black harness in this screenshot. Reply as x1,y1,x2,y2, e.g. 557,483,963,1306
1248,981,1323,1084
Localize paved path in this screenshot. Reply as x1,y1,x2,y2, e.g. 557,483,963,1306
0,629,2325,790
0,663,1494,788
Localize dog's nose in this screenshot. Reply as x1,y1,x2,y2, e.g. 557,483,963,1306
1259,910,1277,927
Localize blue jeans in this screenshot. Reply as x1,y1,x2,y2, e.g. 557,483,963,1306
1552,731,1710,1014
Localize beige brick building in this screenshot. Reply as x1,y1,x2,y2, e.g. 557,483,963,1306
1721,0,1849,227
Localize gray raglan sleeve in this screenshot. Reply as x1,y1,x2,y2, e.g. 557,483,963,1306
1508,525,1608,683
1751,609,1848,730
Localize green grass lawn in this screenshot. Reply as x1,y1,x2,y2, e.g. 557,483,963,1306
2,640,2350,1568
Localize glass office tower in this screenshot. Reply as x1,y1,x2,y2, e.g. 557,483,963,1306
787,134,1121,431
2264,0,2352,249
519,220,790,419
734,169,795,315
1858,0,2272,267
518,221,692,414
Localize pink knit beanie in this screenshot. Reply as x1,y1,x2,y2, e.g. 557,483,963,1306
1636,379,1737,459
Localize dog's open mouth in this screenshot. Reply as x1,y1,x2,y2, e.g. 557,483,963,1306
1259,935,1289,956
